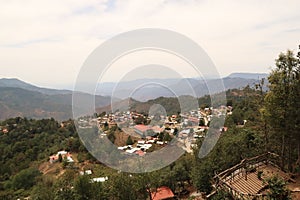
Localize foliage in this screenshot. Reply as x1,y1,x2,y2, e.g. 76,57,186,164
11,168,41,190
107,131,116,144
31,176,55,200
257,170,263,180
210,190,233,200
264,47,300,170
126,136,134,145
58,154,63,162
0,117,88,198
264,176,291,200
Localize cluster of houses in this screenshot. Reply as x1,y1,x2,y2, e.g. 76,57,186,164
133,124,164,137
49,150,74,164
94,106,229,130
77,105,232,155
117,137,168,156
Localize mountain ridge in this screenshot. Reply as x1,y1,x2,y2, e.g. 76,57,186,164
0,78,72,95
0,73,268,120
0,85,114,121
96,73,268,101
226,72,268,79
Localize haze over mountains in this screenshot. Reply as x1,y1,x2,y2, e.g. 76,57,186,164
0,79,113,120
0,73,268,120
0,78,71,95
97,73,268,101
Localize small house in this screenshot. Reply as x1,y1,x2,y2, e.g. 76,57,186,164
151,186,175,200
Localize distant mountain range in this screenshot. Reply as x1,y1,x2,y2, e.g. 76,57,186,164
0,78,114,120
0,73,268,120
226,72,268,79
96,73,268,101
0,78,71,95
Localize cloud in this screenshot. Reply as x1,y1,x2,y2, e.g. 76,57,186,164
0,0,299,87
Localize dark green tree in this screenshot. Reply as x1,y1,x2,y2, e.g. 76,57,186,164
74,175,93,200
264,47,300,170
12,168,41,190
126,136,134,145
163,132,172,142
54,170,76,200
31,176,55,200
58,154,63,163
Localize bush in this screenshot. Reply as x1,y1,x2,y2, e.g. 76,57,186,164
12,168,41,190
264,176,291,199
257,170,263,180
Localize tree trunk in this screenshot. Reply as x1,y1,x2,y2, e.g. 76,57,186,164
281,134,285,170
298,142,300,164
288,140,292,172
264,122,268,152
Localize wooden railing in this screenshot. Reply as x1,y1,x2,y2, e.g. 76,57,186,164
212,152,282,200
216,152,280,180
217,180,268,200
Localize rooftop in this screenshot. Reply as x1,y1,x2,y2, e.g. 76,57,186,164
151,186,175,200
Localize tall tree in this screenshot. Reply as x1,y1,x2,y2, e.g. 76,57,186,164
264,47,300,171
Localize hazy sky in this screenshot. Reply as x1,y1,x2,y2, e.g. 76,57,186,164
0,0,299,89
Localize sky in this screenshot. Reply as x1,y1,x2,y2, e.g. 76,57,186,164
0,0,299,89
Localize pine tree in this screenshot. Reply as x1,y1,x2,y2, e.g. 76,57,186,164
126,136,134,145
264,47,300,171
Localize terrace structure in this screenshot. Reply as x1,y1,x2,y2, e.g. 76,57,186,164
213,152,293,199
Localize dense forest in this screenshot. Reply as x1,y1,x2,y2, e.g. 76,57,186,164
0,47,299,199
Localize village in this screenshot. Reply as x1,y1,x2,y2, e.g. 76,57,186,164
76,105,231,156
45,105,231,199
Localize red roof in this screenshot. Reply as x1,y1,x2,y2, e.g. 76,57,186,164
188,117,199,123
152,126,164,133
134,125,151,132
151,186,174,200
134,125,164,133
135,150,145,156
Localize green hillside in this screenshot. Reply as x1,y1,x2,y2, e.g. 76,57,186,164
0,87,112,120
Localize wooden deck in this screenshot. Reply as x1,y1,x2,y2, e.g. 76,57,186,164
226,163,290,195
213,152,292,199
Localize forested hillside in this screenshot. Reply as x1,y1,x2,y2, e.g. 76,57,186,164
0,87,113,121
0,47,299,199
0,78,71,95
